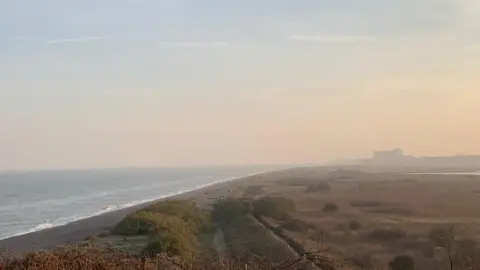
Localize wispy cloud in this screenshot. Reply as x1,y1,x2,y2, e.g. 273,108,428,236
46,36,111,44
290,35,379,42
158,41,229,48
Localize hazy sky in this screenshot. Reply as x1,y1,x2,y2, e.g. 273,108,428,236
1,0,479,169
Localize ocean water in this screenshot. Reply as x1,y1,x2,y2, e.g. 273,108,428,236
0,166,278,240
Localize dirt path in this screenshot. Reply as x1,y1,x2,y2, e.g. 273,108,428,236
213,228,227,258
250,215,323,270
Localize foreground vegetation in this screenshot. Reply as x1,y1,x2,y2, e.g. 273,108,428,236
0,246,322,270
111,200,213,260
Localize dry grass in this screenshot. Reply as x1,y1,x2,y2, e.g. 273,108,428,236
0,246,332,270
234,168,480,269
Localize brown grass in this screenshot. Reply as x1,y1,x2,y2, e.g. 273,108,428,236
0,246,332,270
236,168,480,269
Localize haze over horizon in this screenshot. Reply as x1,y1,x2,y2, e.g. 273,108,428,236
1,0,479,170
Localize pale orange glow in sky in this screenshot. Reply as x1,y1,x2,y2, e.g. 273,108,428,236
1,0,479,169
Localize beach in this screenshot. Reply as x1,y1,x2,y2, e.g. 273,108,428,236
0,179,236,257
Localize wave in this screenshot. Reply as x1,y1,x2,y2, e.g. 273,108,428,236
0,180,182,213
0,169,275,241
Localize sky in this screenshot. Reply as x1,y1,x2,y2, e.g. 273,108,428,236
1,0,479,170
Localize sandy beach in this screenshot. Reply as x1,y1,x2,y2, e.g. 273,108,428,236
0,179,237,257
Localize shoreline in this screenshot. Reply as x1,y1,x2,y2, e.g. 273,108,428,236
0,171,265,256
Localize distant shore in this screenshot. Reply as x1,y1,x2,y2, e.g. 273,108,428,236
0,176,245,256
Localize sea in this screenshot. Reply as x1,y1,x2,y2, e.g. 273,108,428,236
0,166,281,240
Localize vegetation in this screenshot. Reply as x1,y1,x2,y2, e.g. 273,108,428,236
366,228,407,242
0,246,318,270
7,169,480,269
252,197,295,221
306,182,331,193
388,255,415,270
346,254,373,269
362,206,413,215
281,218,314,232
348,220,362,231
277,177,316,187
243,186,264,197
428,226,453,248
111,200,211,259
350,200,386,208
144,200,212,234
114,200,211,236
322,203,339,213
211,198,251,224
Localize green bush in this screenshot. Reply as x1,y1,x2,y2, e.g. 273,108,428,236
111,200,209,260
388,255,415,270
143,229,197,259
253,197,295,221
145,200,212,234
115,211,194,235
113,211,164,235
323,203,339,213
212,198,251,224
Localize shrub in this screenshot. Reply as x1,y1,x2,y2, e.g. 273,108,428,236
281,218,314,232
212,198,251,224
367,228,407,242
348,220,362,231
145,200,212,234
111,200,209,260
143,229,197,259
115,211,194,236
306,182,331,193
388,255,415,270
323,203,339,213
253,197,295,221
113,211,165,235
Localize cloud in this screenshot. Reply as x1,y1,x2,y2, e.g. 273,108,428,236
289,35,379,42
46,36,111,44
158,41,229,48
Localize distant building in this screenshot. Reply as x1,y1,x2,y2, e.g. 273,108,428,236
373,148,404,162
328,148,480,168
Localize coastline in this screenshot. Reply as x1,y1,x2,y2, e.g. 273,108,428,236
0,172,261,256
